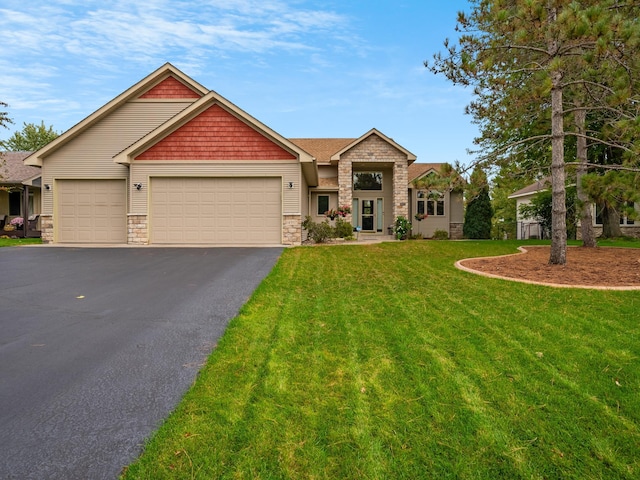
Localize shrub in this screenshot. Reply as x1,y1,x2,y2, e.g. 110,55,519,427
303,216,357,243
334,218,354,239
303,216,333,243
394,216,412,240
432,229,449,240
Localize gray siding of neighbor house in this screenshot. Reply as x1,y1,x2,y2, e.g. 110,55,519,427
40,101,193,214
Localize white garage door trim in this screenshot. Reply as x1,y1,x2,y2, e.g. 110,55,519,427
150,177,282,245
56,179,127,244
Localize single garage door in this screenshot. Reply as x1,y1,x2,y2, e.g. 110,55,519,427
57,179,127,243
150,177,282,245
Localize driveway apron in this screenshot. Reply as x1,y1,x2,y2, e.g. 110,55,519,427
0,247,282,480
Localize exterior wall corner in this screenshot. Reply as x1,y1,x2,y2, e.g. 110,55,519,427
283,214,302,245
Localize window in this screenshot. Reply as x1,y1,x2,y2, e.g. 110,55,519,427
317,195,329,215
9,191,21,216
353,172,382,191
421,195,445,217
594,202,636,225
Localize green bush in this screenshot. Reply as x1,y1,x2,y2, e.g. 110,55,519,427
302,216,333,243
334,217,354,239
432,229,449,240
394,216,412,240
302,216,355,243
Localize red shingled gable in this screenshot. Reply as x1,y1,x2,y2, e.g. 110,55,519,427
135,104,297,161
138,75,202,99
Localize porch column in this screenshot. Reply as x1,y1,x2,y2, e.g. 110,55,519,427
393,160,409,220
337,156,353,223
21,185,29,238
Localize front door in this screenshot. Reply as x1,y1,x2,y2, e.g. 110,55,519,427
362,200,374,231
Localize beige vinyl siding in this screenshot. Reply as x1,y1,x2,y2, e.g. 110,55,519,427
301,172,309,217
130,162,301,215
41,101,193,214
412,189,451,238
450,191,464,223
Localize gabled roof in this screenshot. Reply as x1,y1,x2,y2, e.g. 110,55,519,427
112,90,318,185
0,151,40,184
329,128,417,163
289,138,355,164
408,163,446,184
508,177,551,199
24,63,208,167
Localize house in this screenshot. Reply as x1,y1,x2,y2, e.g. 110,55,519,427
509,177,551,240
0,151,41,236
407,163,464,239
25,63,463,245
510,177,640,239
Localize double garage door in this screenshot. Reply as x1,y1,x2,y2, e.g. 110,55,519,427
56,178,282,245
150,177,282,245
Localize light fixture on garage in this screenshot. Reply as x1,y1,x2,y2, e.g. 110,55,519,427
134,183,143,191
288,182,294,189
44,184,52,190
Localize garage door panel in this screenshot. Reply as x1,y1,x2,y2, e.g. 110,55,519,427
151,177,281,245
57,180,126,244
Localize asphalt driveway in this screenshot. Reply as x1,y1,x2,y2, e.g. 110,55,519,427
0,246,282,480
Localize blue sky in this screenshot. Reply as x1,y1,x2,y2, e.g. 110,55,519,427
0,0,476,167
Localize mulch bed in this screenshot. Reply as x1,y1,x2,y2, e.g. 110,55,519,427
458,246,640,288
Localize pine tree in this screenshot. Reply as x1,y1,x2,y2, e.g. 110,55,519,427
464,166,493,239
428,0,640,264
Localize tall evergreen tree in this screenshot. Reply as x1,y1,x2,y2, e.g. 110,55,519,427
464,166,493,239
428,0,640,264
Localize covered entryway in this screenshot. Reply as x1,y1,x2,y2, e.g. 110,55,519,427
56,179,127,243
150,177,282,245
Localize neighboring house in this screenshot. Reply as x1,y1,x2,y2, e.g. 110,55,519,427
0,151,41,236
508,177,550,240
510,177,640,239
25,63,461,245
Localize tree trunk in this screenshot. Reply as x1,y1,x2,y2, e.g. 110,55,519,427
575,108,596,247
601,204,623,238
549,70,567,265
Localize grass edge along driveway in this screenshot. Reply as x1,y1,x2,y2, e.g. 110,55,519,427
122,240,640,479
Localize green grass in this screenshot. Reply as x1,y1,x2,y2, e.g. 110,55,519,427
0,237,41,247
122,240,640,479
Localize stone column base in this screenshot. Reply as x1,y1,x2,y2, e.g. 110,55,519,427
283,215,302,245
128,215,148,244
40,215,54,244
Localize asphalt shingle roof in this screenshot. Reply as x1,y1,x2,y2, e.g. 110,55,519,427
0,151,39,184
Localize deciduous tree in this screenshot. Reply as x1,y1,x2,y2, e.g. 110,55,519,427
0,121,59,151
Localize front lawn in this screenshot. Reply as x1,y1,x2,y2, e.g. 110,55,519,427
123,241,640,479
0,237,41,247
